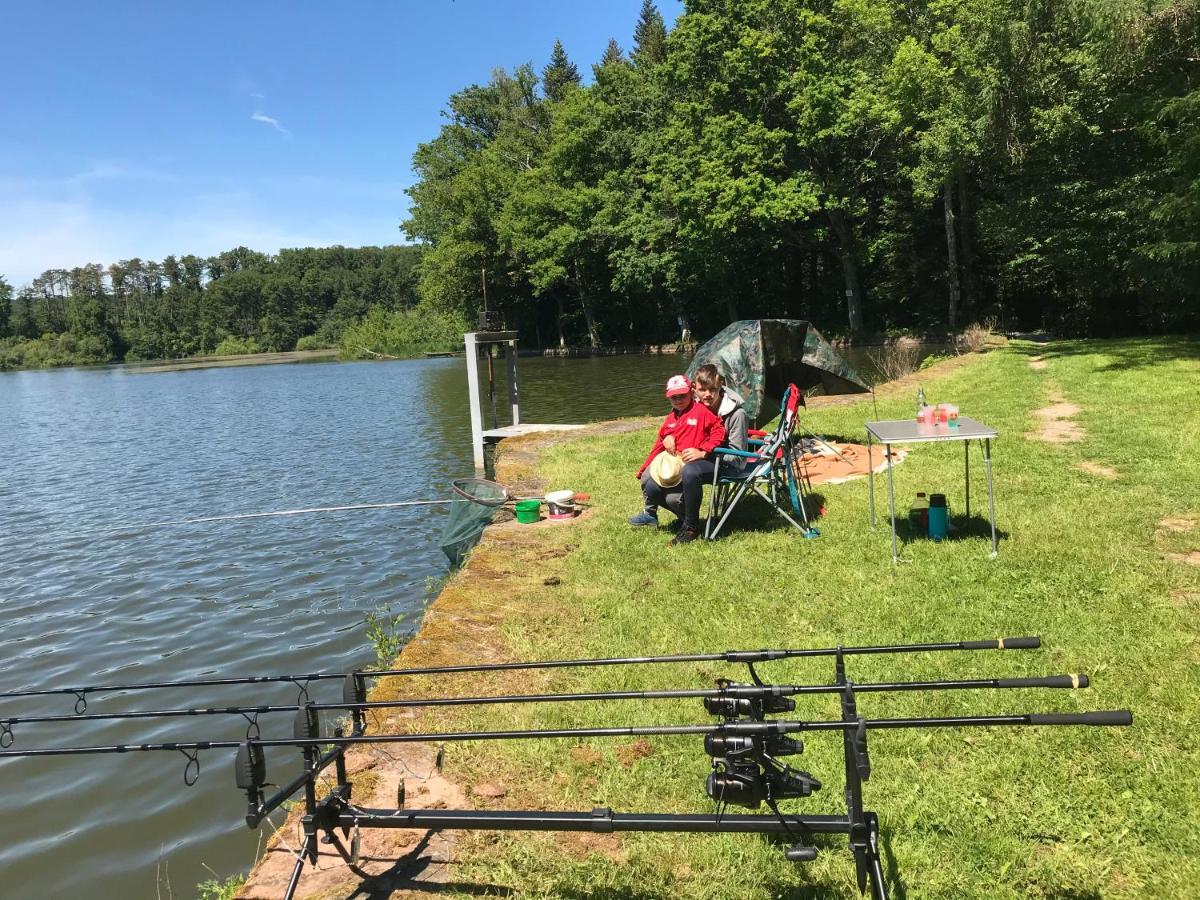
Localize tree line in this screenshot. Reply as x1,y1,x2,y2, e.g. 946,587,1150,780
0,246,430,369
3,0,1196,370
404,0,1199,346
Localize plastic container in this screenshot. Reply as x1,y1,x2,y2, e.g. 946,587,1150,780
928,493,949,540
514,499,541,524
545,490,576,519
943,404,960,427
910,492,929,531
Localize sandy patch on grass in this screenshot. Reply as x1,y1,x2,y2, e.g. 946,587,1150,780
1169,590,1199,609
1076,461,1118,479
1029,356,1047,370
1159,515,1199,534
1030,389,1084,443
1166,551,1200,567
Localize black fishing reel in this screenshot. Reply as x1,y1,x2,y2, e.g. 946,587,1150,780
704,682,796,720
704,732,804,760
705,760,822,808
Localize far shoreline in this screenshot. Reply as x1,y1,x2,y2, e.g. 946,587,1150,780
124,348,340,373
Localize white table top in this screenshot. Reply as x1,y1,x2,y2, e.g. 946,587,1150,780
866,416,997,444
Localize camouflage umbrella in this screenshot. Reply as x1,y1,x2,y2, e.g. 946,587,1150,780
686,319,869,426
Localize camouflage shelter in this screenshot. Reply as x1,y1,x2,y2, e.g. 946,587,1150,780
686,319,869,426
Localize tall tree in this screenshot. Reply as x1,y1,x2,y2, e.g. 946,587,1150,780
632,0,668,67
598,38,627,71
0,275,11,338
542,40,581,103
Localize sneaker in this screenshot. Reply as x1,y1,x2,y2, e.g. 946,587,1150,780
628,510,658,527
670,528,699,546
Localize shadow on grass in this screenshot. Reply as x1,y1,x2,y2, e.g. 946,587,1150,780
1011,335,1199,372
894,515,1008,550
340,830,515,898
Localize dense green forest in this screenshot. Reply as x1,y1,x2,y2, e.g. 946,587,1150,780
2,0,1196,369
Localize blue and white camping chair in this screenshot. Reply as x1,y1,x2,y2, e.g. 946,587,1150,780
703,383,818,540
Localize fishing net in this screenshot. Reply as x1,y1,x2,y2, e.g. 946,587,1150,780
439,478,510,567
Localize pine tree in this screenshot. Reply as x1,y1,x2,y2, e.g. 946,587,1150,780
632,0,667,66
599,37,626,69
542,39,581,103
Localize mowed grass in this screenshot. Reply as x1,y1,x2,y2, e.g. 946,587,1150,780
426,337,1200,899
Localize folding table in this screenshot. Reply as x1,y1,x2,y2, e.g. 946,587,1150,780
865,416,999,562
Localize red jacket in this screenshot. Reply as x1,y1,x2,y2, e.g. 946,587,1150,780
636,399,727,478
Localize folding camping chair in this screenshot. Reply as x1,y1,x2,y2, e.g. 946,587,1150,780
704,383,818,540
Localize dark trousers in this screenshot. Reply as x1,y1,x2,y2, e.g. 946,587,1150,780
641,459,715,533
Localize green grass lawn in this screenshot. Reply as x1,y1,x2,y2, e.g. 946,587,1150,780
426,337,1200,899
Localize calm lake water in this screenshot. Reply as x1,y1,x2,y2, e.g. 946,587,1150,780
0,354,693,899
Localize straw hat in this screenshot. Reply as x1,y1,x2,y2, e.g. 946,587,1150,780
648,451,684,488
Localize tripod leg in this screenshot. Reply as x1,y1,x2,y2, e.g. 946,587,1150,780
284,834,312,900
865,812,888,900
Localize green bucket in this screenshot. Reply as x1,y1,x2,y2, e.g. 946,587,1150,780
514,499,541,524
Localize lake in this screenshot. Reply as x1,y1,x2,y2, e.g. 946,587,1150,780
0,353,697,899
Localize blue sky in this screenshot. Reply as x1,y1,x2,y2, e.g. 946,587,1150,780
0,1,681,287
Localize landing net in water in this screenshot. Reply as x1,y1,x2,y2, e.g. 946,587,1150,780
439,477,510,566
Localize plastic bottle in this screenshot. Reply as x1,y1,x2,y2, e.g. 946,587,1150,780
928,493,949,541
910,492,929,531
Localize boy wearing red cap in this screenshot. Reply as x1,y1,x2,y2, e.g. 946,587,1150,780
629,374,725,545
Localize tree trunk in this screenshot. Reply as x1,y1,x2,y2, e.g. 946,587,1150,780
957,170,975,310
944,178,960,333
826,208,864,332
573,262,600,348
555,295,566,348
725,293,739,323
671,293,692,345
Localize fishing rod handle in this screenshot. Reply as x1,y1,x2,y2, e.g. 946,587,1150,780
1028,711,1132,727
996,675,1088,689
961,637,1040,650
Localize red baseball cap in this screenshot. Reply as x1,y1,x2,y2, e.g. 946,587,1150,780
665,375,692,397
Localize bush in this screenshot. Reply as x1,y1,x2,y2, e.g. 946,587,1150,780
866,337,922,383
210,335,261,356
956,318,998,354
339,304,468,359
295,334,334,351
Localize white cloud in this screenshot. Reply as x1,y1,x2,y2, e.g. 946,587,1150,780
0,171,407,286
251,111,291,137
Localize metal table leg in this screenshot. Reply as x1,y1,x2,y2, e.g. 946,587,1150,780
867,431,875,529
984,438,998,558
964,440,971,518
885,441,898,562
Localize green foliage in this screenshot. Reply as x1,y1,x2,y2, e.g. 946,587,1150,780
210,335,262,356
0,245,423,370
402,0,1200,343
196,872,245,900
339,304,468,359
294,334,333,351
363,604,414,667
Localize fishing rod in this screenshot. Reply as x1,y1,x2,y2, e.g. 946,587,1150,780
0,709,1134,758
0,634,1042,710
79,480,591,535
0,672,1091,748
